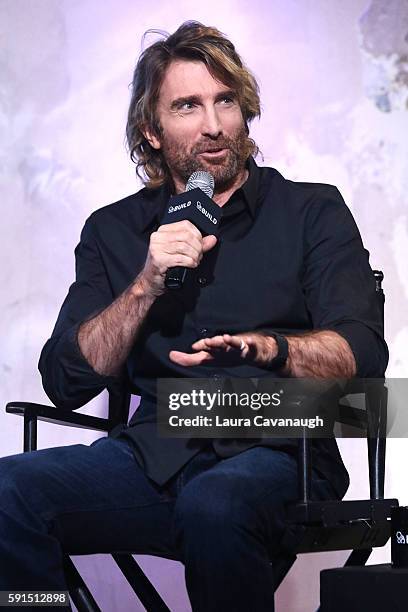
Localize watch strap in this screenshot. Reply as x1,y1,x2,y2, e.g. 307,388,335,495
266,332,289,370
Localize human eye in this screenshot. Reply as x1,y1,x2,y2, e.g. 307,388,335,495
218,94,236,105
181,101,195,110
177,99,198,113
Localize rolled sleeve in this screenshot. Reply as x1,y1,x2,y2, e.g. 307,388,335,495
302,186,388,377
327,320,388,377
39,322,117,410
38,216,117,409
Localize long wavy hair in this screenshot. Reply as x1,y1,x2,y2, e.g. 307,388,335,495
126,21,261,189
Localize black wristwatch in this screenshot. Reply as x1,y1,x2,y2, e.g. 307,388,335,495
266,332,289,370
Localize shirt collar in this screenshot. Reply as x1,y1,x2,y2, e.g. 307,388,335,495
225,156,260,218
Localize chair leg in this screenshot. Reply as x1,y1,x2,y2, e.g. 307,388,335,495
298,433,312,503
273,554,297,590
23,414,37,452
63,556,101,612
112,553,171,612
344,548,372,566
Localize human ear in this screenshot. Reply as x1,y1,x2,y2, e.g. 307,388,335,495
143,125,161,150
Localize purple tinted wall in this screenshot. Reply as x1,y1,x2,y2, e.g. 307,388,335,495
1,1,407,610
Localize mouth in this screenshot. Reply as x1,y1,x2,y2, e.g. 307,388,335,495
198,148,228,159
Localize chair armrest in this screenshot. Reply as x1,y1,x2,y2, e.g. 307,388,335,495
6,401,112,433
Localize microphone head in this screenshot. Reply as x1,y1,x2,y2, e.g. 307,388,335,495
185,171,215,198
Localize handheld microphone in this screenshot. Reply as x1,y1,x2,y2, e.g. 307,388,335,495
162,171,222,289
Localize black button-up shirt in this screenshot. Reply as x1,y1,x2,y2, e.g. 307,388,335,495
39,158,388,497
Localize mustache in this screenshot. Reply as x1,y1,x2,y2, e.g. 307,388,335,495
193,139,232,154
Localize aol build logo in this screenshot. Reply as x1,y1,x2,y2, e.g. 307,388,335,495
168,201,192,213
395,531,408,544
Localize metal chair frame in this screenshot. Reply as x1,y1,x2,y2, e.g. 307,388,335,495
6,271,397,612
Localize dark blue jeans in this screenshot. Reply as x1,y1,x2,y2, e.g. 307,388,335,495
0,436,336,611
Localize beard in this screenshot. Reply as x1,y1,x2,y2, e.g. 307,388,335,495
160,124,253,192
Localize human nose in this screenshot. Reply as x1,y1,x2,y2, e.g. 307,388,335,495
201,105,222,138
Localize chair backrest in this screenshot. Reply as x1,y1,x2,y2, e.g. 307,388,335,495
107,376,131,430
373,269,385,333
339,269,387,500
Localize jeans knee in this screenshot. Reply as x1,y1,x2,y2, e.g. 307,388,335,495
174,472,255,542
0,455,24,493
0,454,44,513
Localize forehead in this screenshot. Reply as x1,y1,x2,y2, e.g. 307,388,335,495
158,60,230,103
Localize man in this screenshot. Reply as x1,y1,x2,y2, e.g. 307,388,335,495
0,21,387,612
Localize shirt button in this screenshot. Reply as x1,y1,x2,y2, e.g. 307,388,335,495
199,328,209,337
198,276,208,286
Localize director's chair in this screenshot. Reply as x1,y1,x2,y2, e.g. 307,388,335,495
6,270,397,611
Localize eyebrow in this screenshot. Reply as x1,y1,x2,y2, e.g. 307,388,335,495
169,89,236,110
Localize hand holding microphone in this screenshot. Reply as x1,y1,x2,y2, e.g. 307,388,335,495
140,171,221,296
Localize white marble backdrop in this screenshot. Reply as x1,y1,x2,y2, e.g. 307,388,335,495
1,0,407,610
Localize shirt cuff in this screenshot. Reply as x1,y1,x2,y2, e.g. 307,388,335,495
39,322,118,410
326,321,388,377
